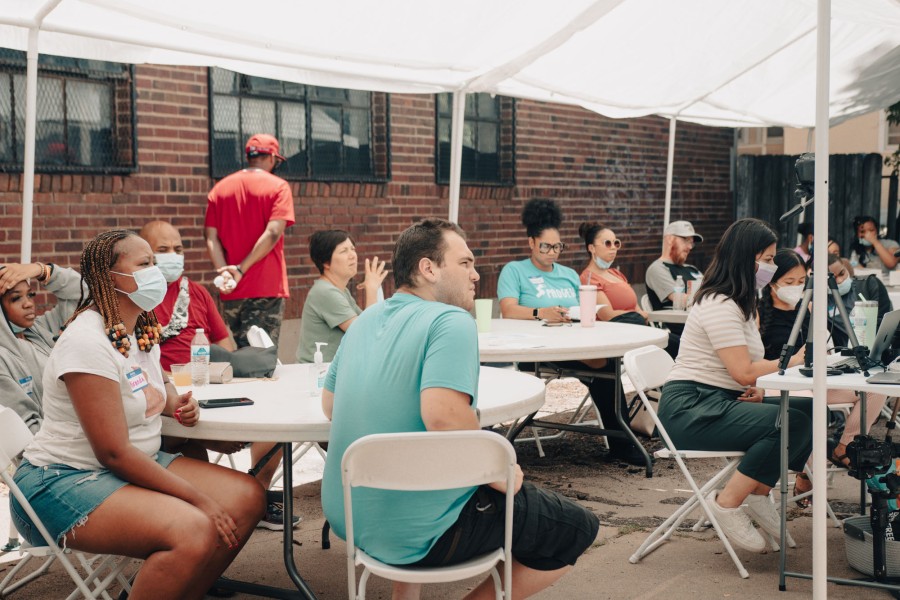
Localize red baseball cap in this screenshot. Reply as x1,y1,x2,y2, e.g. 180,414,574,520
245,134,285,161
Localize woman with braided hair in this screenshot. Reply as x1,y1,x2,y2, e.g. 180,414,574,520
10,230,265,600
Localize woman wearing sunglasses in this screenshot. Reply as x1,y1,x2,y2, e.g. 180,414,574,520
498,198,580,324
578,222,648,324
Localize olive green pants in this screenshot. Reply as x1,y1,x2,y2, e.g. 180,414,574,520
658,380,813,487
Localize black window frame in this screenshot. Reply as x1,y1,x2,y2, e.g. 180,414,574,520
0,50,136,175
208,68,390,182
435,92,515,186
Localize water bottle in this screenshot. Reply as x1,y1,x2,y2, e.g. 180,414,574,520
673,275,686,311
851,303,867,346
191,328,210,387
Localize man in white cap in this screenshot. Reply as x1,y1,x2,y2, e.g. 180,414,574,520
205,133,295,349
644,220,704,315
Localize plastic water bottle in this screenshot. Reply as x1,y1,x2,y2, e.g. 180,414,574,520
673,275,686,310
191,328,210,387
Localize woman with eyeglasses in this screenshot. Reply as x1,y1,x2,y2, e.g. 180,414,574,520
825,252,893,349
578,222,647,324
498,199,580,324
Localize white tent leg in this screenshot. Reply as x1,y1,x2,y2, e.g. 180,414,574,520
21,27,39,264
663,117,676,230
811,1,831,598
448,91,466,223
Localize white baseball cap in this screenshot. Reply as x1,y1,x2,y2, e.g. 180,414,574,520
664,220,703,242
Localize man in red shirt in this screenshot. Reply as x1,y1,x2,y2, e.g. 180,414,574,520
139,220,236,371
205,133,295,348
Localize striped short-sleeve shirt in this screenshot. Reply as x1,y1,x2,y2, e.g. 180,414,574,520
667,294,764,391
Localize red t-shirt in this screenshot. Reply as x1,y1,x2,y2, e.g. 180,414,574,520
205,169,295,300
155,277,231,371
580,268,639,312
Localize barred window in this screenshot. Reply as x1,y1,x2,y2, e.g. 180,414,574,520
435,92,515,185
209,68,389,181
0,50,134,173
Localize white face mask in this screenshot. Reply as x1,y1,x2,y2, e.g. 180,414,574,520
154,253,184,283
111,266,168,312
775,284,804,307
837,277,853,296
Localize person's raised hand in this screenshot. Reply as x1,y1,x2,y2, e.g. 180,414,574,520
357,256,389,293
0,263,42,293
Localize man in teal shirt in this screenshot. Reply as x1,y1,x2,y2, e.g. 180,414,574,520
322,219,598,599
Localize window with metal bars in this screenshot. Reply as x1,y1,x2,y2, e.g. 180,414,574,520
435,92,515,185
209,68,389,181
0,50,135,173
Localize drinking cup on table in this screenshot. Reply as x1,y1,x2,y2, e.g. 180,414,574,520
475,299,493,333
170,363,191,387
579,285,597,327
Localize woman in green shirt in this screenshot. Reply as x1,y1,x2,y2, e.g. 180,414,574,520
297,230,387,363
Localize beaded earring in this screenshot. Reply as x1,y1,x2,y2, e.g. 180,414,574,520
106,323,132,356
136,321,162,352
106,319,162,357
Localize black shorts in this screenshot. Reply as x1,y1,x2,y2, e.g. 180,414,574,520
411,482,599,571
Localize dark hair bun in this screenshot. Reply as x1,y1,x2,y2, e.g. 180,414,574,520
578,222,600,242
522,199,562,230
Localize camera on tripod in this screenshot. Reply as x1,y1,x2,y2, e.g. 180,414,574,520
847,434,894,480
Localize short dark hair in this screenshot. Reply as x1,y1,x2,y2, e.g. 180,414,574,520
522,198,562,238
309,230,353,274
797,222,814,238
695,218,778,320
393,219,466,289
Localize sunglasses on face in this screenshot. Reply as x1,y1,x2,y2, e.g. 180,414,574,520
537,242,567,254
600,239,622,249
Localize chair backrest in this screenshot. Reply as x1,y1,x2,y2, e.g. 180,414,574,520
342,430,516,491
640,294,654,314
622,346,681,451
0,407,34,471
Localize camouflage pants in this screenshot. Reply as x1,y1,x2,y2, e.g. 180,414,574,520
222,297,285,349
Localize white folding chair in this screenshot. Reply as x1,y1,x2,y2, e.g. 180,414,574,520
640,294,666,329
341,430,516,600
0,408,135,600
623,346,791,579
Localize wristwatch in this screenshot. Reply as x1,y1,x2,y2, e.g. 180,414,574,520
533,308,540,320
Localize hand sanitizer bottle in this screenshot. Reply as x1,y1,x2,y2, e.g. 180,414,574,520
311,342,328,397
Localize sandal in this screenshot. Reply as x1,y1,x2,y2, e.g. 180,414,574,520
827,452,851,470
793,473,813,509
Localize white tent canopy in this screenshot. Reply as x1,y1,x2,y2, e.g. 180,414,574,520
2,0,899,129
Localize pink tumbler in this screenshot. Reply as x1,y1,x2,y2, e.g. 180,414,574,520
579,285,597,327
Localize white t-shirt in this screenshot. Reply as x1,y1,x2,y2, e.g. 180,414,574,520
24,311,167,470
667,294,764,391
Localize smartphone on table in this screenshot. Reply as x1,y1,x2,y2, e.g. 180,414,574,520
198,397,254,409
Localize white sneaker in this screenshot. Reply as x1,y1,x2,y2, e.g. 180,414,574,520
705,490,765,553
743,493,783,541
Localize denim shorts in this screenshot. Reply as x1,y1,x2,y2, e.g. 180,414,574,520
412,482,600,571
10,452,180,547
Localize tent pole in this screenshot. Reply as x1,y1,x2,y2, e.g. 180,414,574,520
20,27,39,264
663,117,676,229
811,1,831,598
448,91,466,223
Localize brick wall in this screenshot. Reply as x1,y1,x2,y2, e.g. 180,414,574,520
0,65,735,319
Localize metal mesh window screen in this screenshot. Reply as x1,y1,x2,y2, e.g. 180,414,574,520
209,68,387,181
0,50,134,173
435,92,514,185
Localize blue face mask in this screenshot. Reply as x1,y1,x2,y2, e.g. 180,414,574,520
859,238,873,247
594,256,613,270
837,277,853,296
111,266,168,312
7,321,27,334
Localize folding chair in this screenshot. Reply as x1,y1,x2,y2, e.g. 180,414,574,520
341,430,516,600
0,408,135,600
623,346,792,579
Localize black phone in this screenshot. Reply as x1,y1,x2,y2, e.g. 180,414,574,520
198,397,254,409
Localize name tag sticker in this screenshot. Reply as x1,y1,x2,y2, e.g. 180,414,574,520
126,368,149,394
528,276,545,285
18,375,34,396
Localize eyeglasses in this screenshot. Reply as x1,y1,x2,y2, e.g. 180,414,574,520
601,239,622,249
537,242,567,254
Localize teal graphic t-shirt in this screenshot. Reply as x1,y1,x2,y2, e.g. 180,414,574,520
497,259,580,308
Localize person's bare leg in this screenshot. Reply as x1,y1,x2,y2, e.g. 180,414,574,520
716,472,771,508
464,560,570,599
60,464,262,600
250,442,283,489
391,582,422,599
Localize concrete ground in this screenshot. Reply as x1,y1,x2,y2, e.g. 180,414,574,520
1,379,896,599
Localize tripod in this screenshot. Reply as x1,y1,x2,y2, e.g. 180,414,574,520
777,271,875,377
